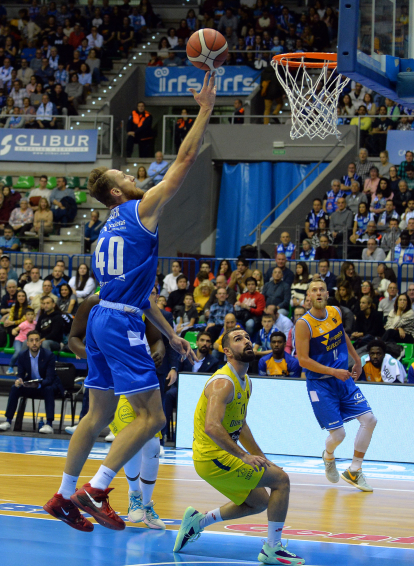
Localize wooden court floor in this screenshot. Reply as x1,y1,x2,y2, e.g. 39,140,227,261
1,451,413,549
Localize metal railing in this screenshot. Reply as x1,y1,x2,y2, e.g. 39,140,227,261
248,130,353,257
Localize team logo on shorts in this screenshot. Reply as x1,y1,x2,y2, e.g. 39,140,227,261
118,404,136,423
354,392,363,401
237,392,242,399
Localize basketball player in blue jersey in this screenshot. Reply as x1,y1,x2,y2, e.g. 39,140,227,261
44,71,217,532
296,280,377,492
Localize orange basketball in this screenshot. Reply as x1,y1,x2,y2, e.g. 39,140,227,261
186,29,228,71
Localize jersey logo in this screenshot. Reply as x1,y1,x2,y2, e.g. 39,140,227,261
321,333,330,346
237,392,241,399
127,330,146,347
108,207,120,220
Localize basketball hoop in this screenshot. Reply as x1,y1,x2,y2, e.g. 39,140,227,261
271,53,350,140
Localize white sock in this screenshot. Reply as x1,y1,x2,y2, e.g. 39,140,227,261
350,455,364,472
268,521,284,548
58,472,78,499
140,436,160,505
90,465,117,490
124,449,142,492
199,507,222,529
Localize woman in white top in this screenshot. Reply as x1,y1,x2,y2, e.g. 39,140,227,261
161,260,182,298
167,28,178,48
69,263,95,299
290,262,312,306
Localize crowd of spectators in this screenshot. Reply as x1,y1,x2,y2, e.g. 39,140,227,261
0,0,153,123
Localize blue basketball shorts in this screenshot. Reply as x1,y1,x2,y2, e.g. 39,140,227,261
84,304,159,396
306,377,371,430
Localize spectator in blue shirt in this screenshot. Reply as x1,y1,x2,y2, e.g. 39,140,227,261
148,151,169,184
206,287,235,343
0,227,20,253
84,210,102,253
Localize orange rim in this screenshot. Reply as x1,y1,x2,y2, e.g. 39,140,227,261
272,52,337,69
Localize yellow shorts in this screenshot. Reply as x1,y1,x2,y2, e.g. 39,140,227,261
109,395,162,439
193,452,265,506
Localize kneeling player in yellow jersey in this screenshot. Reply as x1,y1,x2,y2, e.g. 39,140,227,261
174,328,304,565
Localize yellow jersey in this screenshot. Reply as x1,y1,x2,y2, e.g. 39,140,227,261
362,360,382,382
192,363,251,462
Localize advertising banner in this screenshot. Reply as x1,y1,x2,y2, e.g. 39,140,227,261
386,130,414,165
0,129,98,162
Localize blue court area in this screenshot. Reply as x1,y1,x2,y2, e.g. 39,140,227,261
1,435,414,481
1,514,414,566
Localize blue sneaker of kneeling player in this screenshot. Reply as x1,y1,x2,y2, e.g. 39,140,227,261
173,506,204,552
258,540,305,565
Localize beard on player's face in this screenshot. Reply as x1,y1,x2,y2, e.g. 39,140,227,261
232,343,255,363
311,295,328,310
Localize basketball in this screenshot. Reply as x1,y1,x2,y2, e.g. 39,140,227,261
186,29,228,71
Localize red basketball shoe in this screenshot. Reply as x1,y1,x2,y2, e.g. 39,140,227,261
43,492,94,532
70,483,125,530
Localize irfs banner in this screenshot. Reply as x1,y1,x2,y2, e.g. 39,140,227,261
145,66,260,97
386,130,414,165
0,129,98,162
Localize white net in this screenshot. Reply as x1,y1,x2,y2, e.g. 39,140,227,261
271,55,350,140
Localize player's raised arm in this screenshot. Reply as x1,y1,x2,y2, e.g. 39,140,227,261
139,71,217,233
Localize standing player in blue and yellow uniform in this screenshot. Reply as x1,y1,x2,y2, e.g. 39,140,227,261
174,328,304,565
296,280,377,492
43,72,217,532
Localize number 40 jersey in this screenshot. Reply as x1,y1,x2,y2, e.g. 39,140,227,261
93,200,158,310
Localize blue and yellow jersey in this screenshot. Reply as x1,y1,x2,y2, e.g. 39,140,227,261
258,352,301,377
408,362,414,384
300,305,348,380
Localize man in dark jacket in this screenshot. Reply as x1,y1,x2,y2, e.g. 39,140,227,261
36,296,65,351
0,330,63,433
262,267,290,316
164,331,219,441
126,101,154,158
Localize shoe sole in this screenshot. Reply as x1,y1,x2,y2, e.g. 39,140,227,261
258,553,305,565
340,473,373,492
144,518,166,530
173,506,201,553
70,493,126,530
127,512,145,523
322,450,339,483
43,503,94,532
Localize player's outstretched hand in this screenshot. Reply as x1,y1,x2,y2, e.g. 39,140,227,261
188,71,216,110
241,453,271,472
333,369,352,382
169,335,198,364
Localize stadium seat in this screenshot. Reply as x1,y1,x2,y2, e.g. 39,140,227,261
59,351,76,358
398,343,414,366
75,191,87,204
3,347,14,354
184,331,198,349
0,175,13,186
66,176,80,189
46,176,57,189
14,176,35,189
80,178,88,189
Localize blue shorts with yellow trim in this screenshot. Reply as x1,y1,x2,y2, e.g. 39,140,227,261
193,451,264,506
306,377,371,430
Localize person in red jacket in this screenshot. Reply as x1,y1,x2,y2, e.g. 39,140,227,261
234,276,265,336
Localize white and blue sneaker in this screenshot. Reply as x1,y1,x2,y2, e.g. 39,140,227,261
258,540,305,565
127,490,145,523
143,501,166,529
173,506,204,552
6,367,14,375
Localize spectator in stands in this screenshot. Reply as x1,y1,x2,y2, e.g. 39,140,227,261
7,307,36,373
17,58,34,87
166,274,188,315
84,210,101,253
32,196,53,236
30,49,43,73
69,22,85,49
0,330,63,433
363,166,380,196
315,234,337,260
0,226,20,253
5,106,24,129
117,17,135,55
351,296,384,347
174,293,199,336
174,109,194,153
205,287,234,342
29,82,44,109
276,231,295,259
383,293,414,343
381,218,400,252
267,252,295,287
362,237,386,261
385,97,400,122
17,258,34,289
0,57,13,83
407,284,414,311
377,200,399,231
349,83,366,108
386,230,414,263
399,197,414,229
9,198,33,236
398,150,414,179
299,238,315,260
35,295,64,351
193,279,214,316
335,280,358,313
372,264,395,297
340,94,355,120
252,269,264,292
368,105,393,155
193,261,215,287
350,105,372,147
316,259,336,296
31,280,58,314
323,179,345,214
0,96,15,125
23,267,43,302
147,51,163,67
258,331,301,377
126,101,154,158
161,260,182,298
0,255,17,283
36,93,57,129
135,166,152,191
388,165,400,193
350,202,375,243
378,281,398,320
10,79,27,108
21,96,36,127
302,198,329,241
148,152,169,184
329,196,353,244
0,279,18,316
218,8,238,33
378,150,393,178
35,58,54,85
336,261,362,298
253,312,278,359
48,265,66,296
311,217,333,248
228,257,253,293
49,176,75,223
0,289,29,343
78,62,92,101
69,264,95,300
291,261,311,307
234,277,265,335
340,162,362,191
57,283,78,316
230,99,244,124
204,274,237,318
262,266,290,316
50,83,69,116
65,73,83,114
215,259,232,282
